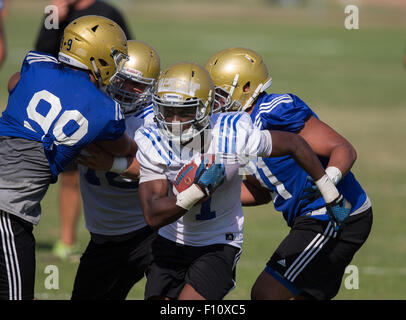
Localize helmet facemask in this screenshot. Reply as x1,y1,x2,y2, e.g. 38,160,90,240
106,52,155,115
213,73,241,112
153,94,211,145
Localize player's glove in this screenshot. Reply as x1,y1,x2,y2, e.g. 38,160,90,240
326,195,351,231
194,155,226,196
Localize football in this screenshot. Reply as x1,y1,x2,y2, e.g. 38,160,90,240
172,154,216,195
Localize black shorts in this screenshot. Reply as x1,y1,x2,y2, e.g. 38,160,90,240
145,235,242,300
71,226,157,300
266,207,373,300
0,211,35,300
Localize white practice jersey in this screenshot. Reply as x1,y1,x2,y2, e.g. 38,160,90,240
135,111,272,248
79,105,155,236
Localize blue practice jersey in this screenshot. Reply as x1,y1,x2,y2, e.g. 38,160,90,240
0,51,125,181
250,92,370,227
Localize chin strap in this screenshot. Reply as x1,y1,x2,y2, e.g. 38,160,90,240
242,77,273,111
90,57,104,87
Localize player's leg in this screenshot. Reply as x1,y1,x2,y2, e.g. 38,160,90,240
0,211,35,300
59,169,81,246
71,237,125,300
252,209,372,300
251,216,336,300
54,162,81,260
251,268,303,300
144,235,191,300
106,227,157,300
179,244,241,300
178,283,205,300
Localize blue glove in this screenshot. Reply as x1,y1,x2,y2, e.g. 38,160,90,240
326,195,351,231
194,156,226,196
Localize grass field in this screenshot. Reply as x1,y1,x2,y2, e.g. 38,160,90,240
0,0,405,300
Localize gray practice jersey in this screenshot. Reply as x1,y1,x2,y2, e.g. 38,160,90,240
0,137,53,225
79,105,154,237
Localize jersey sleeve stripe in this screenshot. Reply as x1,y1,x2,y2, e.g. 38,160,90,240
27,53,59,62
26,57,60,65
142,128,171,166
231,113,243,154
254,96,294,128
257,94,290,108
133,105,153,118
217,114,228,153
224,114,234,153
27,52,58,59
114,102,124,121
26,56,58,62
257,158,292,200
254,95,291,127
258,96,293,113
140,109,154,119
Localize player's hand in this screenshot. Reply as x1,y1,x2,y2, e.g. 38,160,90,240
299,176,322,202
325,195,351,231
76,143,114,171
194,155,226,196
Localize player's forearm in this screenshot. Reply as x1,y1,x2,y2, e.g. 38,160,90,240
241,178,271,206
120,156,140,180
298,115,356,182
258,130,341,203
326,143,357,179
284,133,341,203
289,139,326,182
265,130,325,182
143,196,187,230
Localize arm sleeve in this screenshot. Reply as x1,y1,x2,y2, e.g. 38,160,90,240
231,112,270,165
257,94,314,133
20,51,59,74
94,100,126,141
97,119,126,141
137,151,167,183
134,129,167,183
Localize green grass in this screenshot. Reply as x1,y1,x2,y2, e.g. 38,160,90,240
1,0,405,300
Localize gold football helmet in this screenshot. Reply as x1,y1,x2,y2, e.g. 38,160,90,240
205,47,272,112
153,62,214,144
107,40,161,114
58,15,128,86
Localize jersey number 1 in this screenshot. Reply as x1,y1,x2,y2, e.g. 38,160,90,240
196,198,216,220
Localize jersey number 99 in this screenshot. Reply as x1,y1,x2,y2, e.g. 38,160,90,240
26,90,88,146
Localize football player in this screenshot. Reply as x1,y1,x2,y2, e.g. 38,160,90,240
205,47,373,300
71,40,160,300
0,16,135,300
132,62,351,300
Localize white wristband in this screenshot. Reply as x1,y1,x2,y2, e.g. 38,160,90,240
325,166,342,185
315,174,339,204
176,184,206,210
111,156,128,174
